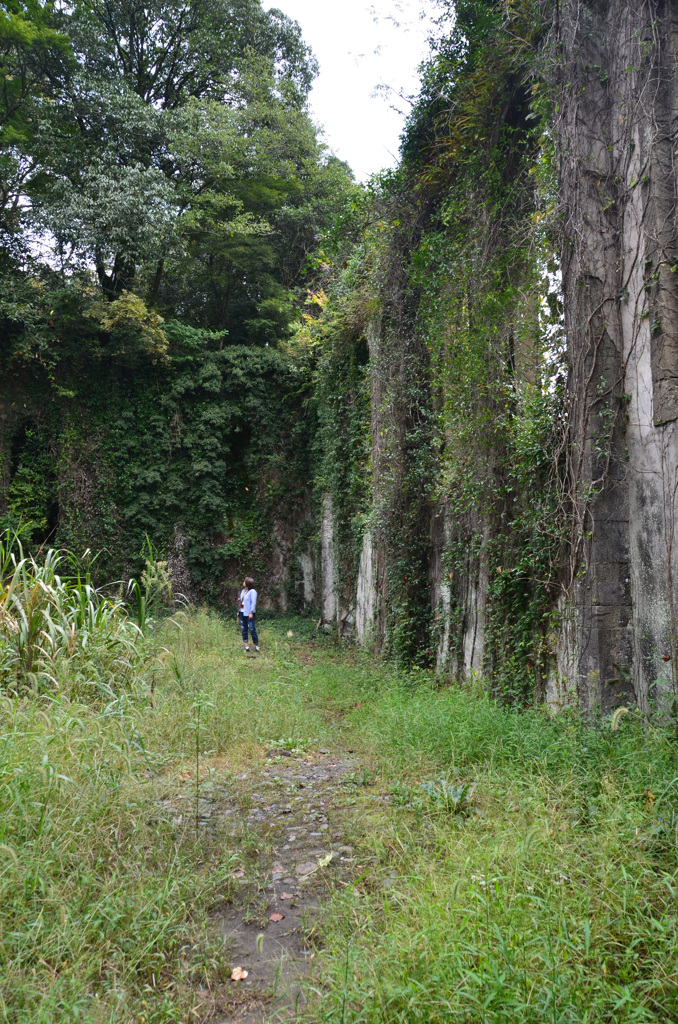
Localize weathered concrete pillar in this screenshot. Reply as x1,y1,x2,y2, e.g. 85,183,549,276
355,530,376,642
320,493,337,623
297,548,316,608
556,0,678,710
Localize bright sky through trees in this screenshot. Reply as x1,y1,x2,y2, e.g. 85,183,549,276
265,0,435,179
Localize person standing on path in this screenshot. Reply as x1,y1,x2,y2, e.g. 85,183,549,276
237,581,246,635
241,577,259,652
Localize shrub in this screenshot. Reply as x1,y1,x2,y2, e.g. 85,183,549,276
0,530,152,700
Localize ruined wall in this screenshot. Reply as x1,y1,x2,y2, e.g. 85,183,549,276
310,0,678,706
0,345,319,613
555,0,678,711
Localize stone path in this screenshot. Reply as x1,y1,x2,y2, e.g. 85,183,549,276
208,750,364,1023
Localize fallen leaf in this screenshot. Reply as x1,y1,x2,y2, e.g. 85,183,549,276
269,912,285,922
279,892,296,900
231,966,248,981
317,852,334,868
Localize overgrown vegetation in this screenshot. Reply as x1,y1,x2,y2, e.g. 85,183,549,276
301,0,565,692
3,600,677,1022
315,676,678,1022
0,588,337,1022
0,528,152,696
0,0,354,600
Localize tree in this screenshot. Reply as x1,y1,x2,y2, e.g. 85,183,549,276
0,0,70,253
11,0,349,323
155,68,353,337
64,0,317,109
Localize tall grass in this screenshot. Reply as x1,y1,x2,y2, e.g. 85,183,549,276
0,605,337,1022
304,679,678,1023
3,593,678,1023
0,530,151,699
0,690,235,1024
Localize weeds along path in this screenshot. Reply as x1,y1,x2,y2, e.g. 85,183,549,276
3,610,678,1023
0,608,384,1024
154,613,389,1024
166,615,678,1024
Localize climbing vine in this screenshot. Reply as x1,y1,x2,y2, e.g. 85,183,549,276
0,296,317,604
308,0,568,693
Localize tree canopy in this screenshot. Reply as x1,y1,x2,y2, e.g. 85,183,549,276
0,0,353,345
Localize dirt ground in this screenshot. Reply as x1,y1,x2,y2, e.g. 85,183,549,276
194,748,375,1023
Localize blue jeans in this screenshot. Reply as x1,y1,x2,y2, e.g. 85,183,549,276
241,613,258,645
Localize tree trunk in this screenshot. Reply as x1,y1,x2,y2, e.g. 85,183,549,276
95,252,136,300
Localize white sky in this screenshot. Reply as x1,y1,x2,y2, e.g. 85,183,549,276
267,0,436,179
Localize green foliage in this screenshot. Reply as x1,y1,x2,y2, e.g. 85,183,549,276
299,193,437,663
408,0,562,698
311,290,372,604
0,530,152,697
1,419,57,543
126,538,174,632
0,305,316,597
307,0,563,691
305,652,678,1024
0,0,72,252
2,603,678,1021
0,0,352,602
0,622,230,1022
2,0,352,332
92,291,168,360
419,776,476,813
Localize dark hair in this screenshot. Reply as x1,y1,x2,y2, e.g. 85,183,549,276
244,577,255,589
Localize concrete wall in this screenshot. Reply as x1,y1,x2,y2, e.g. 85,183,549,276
556,0,678,711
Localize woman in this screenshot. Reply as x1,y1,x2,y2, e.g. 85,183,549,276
241,576,259,652
236,580,246,634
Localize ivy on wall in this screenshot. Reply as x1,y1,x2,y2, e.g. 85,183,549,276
303,0,567,694
1,302,316,604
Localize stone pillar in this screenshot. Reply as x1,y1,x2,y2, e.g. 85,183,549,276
557,0,678,709
320,493,337,623
355,531,376,643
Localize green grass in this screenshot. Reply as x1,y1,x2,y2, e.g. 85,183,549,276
0,610,330,1022
303,680,678,1022
2,606,678,1022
